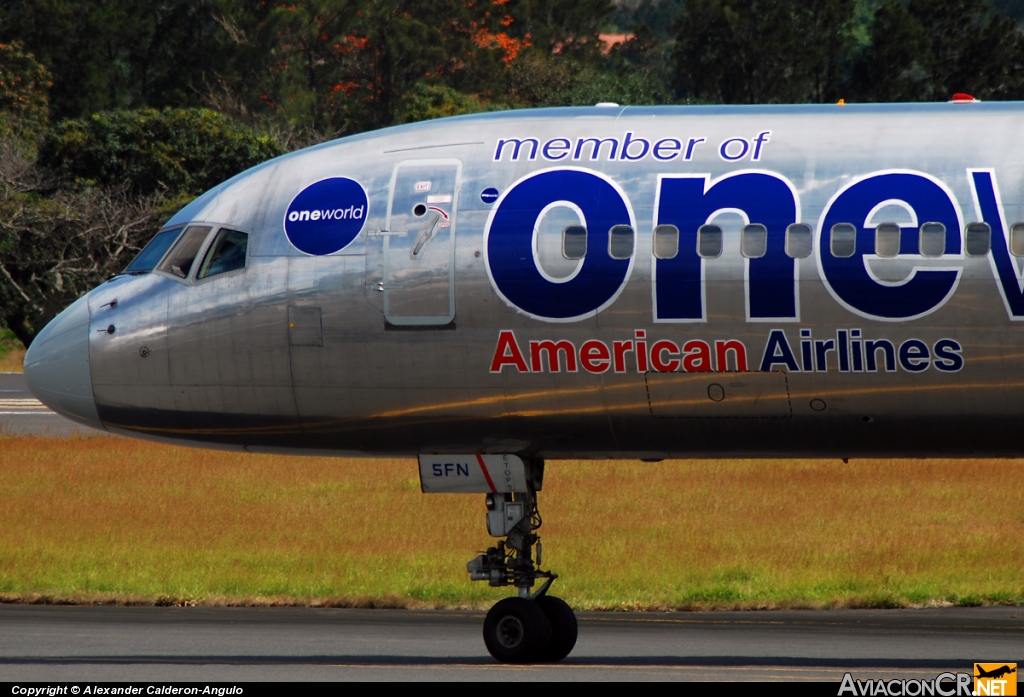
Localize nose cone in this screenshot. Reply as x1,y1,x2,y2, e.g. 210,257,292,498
23,295,104,431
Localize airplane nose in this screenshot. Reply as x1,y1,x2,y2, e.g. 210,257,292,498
23,295,105,431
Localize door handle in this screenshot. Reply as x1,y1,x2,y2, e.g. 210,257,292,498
410,214,440,259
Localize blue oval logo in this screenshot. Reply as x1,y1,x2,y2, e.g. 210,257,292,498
481,187,499,204
285,177,368,255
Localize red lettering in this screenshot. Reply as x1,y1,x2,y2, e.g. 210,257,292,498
530,340,578,372
490,330,529,373
493,333,748,375
580,340,611,373
715,339,748,371
613,340,634,372
682,340,712,372
650,340,680,372
635,329,648,372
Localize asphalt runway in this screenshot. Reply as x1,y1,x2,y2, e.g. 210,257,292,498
0,606,1019,681
0,372,100,437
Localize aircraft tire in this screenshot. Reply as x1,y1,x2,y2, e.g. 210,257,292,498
483,597,552,663
535,595,578,662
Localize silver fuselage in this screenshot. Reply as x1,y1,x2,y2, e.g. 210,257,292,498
24,103,1024,458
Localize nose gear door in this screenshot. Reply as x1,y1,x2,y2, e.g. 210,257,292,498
382,159,461,326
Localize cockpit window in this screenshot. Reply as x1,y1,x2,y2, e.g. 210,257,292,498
157,225,212,278
197,229,248,279
122,227,184,274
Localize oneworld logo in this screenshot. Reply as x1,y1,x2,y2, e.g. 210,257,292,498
287,205,364,223
285,177,368,255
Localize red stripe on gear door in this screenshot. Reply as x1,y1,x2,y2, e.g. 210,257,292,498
476,454,497,493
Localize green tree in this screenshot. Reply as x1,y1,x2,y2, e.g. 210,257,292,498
0,0,242,120
331,1,518,132
211,1,524,135
508,0,616,59
259,0,361,133
795,0,858,103
39,108,283,196
508,49,668,106
672,0,858,104
0,41,51,145
851,0,1024,102
611,0,687,39
605,24,674,99
401,82,508,123
850,1,930,101
673,0,801,103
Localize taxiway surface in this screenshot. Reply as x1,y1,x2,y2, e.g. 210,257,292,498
0,372,98,436
0,606,1019,682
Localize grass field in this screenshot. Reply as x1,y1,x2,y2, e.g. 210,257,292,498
0,435,1021,609
0,351,25,372
0,328,24,372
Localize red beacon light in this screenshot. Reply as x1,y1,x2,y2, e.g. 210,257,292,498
951,93,980,103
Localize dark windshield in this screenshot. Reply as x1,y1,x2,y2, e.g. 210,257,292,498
198,229,248,279
156,225,212,278
123,228,183,274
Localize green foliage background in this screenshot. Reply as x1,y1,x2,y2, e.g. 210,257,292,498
40,109,283,196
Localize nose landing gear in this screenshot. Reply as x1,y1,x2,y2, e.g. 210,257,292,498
482,597,551,662
466,461,578,663
533,594,579,661
481,593,578,662
417,454,578,663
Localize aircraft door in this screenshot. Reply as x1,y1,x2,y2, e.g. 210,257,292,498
382,159,461,325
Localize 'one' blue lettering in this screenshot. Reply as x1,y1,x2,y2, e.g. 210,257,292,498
969,169,1024,319
819,172,961,320
654,172,798,321
485,169,633,320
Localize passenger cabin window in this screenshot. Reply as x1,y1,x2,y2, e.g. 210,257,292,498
919,222,946,258
562,225,587,260
123,227,183,274
697,224,723,258
653,224,679,259
785,223,812,258
830,223,856,258
741,224,767,259
965,222,991,257
608,225,634,260
157,225,212,278
1010,223,1024,257
198,229,248,279
874,223,900,257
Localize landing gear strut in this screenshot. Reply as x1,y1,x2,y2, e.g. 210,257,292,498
465,458,578,663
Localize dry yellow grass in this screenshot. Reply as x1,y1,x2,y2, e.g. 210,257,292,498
0,326,24,372
0,435,1021,609
0,349,24,372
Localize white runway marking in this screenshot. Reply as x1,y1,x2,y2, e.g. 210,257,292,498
0,398,47,408
0,374,97,435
